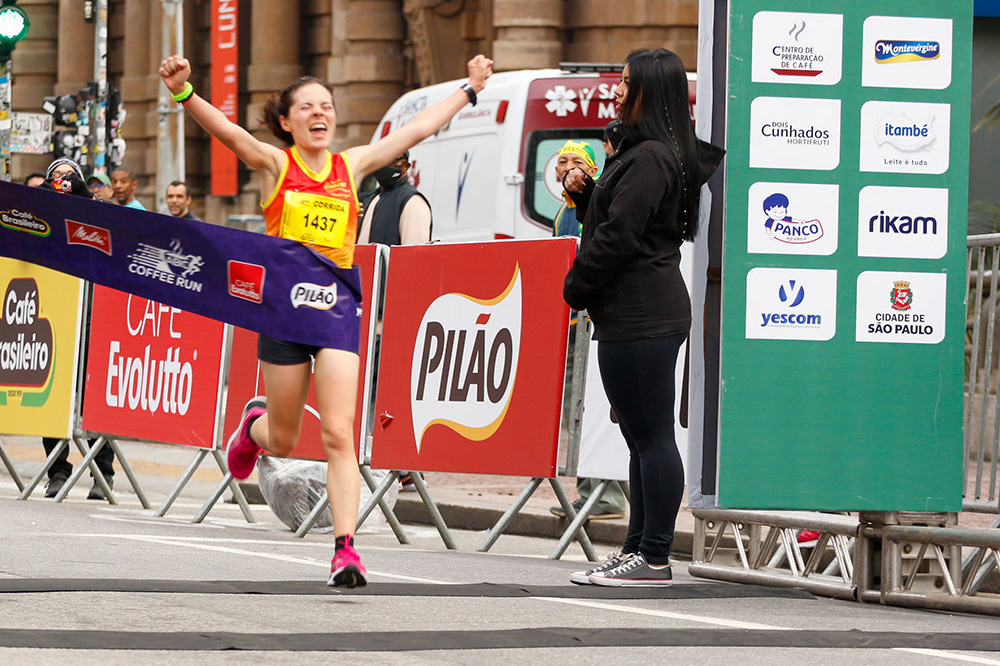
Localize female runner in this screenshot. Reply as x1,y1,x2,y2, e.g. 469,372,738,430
160,54,493,588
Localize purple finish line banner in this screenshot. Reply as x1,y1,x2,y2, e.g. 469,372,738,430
0,181,361,351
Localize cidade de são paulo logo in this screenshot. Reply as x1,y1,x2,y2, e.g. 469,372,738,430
860,101,950,175
745,267,837,341
127,239,204,292
749,97,841,170
857,186,948,259
862,16,953,90
856,271,945,345
747,182,838,256
104,295,195,415
751,11,843,85
410,266,522,453
0,278,54,390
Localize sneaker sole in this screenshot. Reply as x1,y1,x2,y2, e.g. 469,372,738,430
590,577,673,587
328,565,368,588
569,572,594,585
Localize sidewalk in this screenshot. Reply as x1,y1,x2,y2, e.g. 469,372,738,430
0,434,697,556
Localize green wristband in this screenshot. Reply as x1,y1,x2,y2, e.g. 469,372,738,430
171,82,194,104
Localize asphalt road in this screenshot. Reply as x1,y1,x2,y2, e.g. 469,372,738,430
2,479,1000,666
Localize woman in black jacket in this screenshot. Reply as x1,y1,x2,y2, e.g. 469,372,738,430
564,48,724,587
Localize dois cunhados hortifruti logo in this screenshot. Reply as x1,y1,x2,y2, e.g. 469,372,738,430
857,186,948,259
751,11,843,85
747,182,838,256
410,266,522,453
856,271,945,344
749,97,841,171
862,16,952,90
860,101,950,175
745,267,837,341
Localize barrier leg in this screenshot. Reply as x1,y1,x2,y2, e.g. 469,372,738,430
548,478,599,562
18,438,66,500
54,437,115,504
155,449,209,517
477,477,543,553
0,442,24,492
357,469,400,529
213,449,256,523
360,466,410,546
293,490,330,539
106,439,150,509
407,470,455,550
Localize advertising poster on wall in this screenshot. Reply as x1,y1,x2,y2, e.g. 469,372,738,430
718,0,972,510
0,259,84,438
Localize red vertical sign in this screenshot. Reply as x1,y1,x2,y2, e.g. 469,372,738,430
211,0,239,196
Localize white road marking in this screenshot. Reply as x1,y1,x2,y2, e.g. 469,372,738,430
895,649,1000,665
531,596,789,630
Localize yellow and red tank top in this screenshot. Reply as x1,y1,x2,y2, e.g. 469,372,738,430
262,147,359,268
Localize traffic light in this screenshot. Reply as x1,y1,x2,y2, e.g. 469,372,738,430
0,1,29,59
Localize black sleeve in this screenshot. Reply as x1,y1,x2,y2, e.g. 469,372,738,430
563,170,596,219
563,150,670,310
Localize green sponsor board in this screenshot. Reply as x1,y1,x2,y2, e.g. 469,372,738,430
718,0,972,510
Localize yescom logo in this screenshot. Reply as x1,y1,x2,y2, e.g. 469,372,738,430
410,266,522,453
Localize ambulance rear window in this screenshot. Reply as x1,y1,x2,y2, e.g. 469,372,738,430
524,129,605,232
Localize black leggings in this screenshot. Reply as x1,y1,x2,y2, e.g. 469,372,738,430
597,333,686,565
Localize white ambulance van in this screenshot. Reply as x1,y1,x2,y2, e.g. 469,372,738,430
370,65,696,242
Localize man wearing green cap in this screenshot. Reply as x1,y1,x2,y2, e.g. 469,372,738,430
87,172,114,201
552,140,600,238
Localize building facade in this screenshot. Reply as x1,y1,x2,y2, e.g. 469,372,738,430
10,0,697,221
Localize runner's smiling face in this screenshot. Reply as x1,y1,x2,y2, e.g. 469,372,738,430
280,82,336,150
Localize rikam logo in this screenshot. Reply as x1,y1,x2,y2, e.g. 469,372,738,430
410,266,522,453
745,267,837,341
65,220,111,256
875,40,940,64
857,186,948,260
751,11,843,85
1,208,50,236
228,261,266,304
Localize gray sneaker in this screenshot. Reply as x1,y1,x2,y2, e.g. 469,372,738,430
589,552,673,587
569,551,625,585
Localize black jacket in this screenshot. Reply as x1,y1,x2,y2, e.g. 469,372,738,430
563,133,724,341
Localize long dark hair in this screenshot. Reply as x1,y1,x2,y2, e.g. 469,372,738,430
261,76,335,146
618,48,701,241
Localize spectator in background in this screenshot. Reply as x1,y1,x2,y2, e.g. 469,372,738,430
87,172,114,201
165,180,202,221
111,165,146,210
357,151,431,245
23,172,46,187
552,140,600,238
39,158,116,500
549,132,627,522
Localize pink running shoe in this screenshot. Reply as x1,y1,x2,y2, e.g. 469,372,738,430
327,544,368,588
226,397,266,480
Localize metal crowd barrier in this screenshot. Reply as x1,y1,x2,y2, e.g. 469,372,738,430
690,235,1000,616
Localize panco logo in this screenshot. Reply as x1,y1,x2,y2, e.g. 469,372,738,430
228,260,266,304
290,281,337,310
875,40,940,64
66,220,112,255
1,208,50,236
410,266,522,452
0,278,54,388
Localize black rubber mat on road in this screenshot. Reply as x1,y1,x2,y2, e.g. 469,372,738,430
0,579,814,599
1,627,998,651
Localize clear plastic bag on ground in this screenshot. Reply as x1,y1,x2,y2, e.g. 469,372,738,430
257,456,398,534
